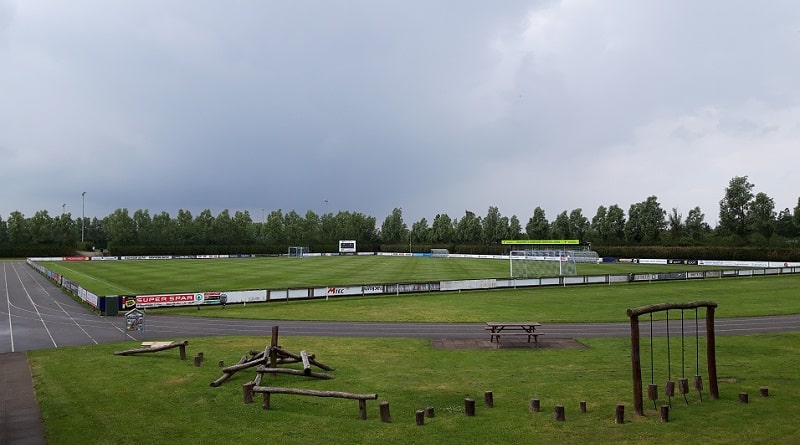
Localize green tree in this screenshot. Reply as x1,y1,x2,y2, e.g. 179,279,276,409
668,208,683,241
568,209,589,241
175,209,194,245
264,209,286,245
132,209,153,245
606,205,627,243
481,206,506,244
719,175,755,237
525,207,549,240
748,192,775,239
455,210,482,243
550,211,570,239
151,211,175,245
431,213,454,243
380,208,407,243
104,208,136,247
508,215,522,240
684,207,709,241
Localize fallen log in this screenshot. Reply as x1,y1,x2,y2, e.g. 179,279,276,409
252,386,378,419
114,340,188,357
255,366,334,380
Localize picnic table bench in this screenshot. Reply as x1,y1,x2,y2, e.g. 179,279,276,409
485,322,543,347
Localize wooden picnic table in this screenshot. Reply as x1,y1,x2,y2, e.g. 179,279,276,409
485,322,543,347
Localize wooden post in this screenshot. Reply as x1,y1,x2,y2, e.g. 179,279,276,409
262,392,271,410
530,399,541,412
415,409,425,426
218,360,225,368
615,404,625,424
197,352,203,362
760,387,769,397
193,355,202,367
425,406,435,418
580,401,587,413
358,399,368,420
629,314,644,416
554,405,565,422
706,306,719,400
738,393,749,404
379,402,391,423
484,391,494,408
660,405,669,422
243,382,254,404
464,398,476,416
179,343,187,360
269,326,279,375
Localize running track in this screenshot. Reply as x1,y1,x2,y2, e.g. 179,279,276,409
2,260,799,354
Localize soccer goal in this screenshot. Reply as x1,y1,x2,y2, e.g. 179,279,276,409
509,250,577,278
287,246,310,258
431,248,450,258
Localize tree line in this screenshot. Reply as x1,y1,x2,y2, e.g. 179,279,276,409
2,176,799,257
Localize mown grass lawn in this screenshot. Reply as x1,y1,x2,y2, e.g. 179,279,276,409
29,333,800,445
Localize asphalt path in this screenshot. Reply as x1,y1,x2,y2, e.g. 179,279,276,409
2,260,800,354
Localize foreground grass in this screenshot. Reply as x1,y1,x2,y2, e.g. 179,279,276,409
29,333,800,445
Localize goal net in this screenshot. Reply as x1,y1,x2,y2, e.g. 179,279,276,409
431,248,450,258
287,246,310,258
509,250,577,278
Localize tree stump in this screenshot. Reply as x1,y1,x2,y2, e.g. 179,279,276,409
554,405,565,422
759,387,769,397
580,401,587,413
484,391,494,408
415,409,425,426
425,406,435,418
379,401,391,423
530,399,541,412
615,404,625,424
242,382,254,404
660,405,669,422
739,392,749,404
193,355,202,367
464,398,476,417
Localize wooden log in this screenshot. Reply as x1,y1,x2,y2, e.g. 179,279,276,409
379,401,391,423
255,367,334,380
647,384,658,401
660,405,669,422
300,350,312,376
484,391,494,408
425,406,435,418
739,392,749,404
210,355,250,387
252,386,378,400
464,398,476,416
615,404,625,424
530,399,540,412
114,340,189,356
221,355,266,374
193,355,202,367
554,405,565,422
580,401,587,413
694,375,704,391
760,387,769,397
627,301,718,318
197,352,204,362
415,409,425,426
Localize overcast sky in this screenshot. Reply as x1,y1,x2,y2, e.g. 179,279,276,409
2,1,799,228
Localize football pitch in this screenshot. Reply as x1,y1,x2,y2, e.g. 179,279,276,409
41,255,726,296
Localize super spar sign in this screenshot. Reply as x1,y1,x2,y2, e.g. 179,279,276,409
136,293,199,308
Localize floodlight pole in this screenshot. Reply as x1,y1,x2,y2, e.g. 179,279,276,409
81,192,86,242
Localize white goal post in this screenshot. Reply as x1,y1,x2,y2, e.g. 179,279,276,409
287,246,310,258
508,250,577,278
